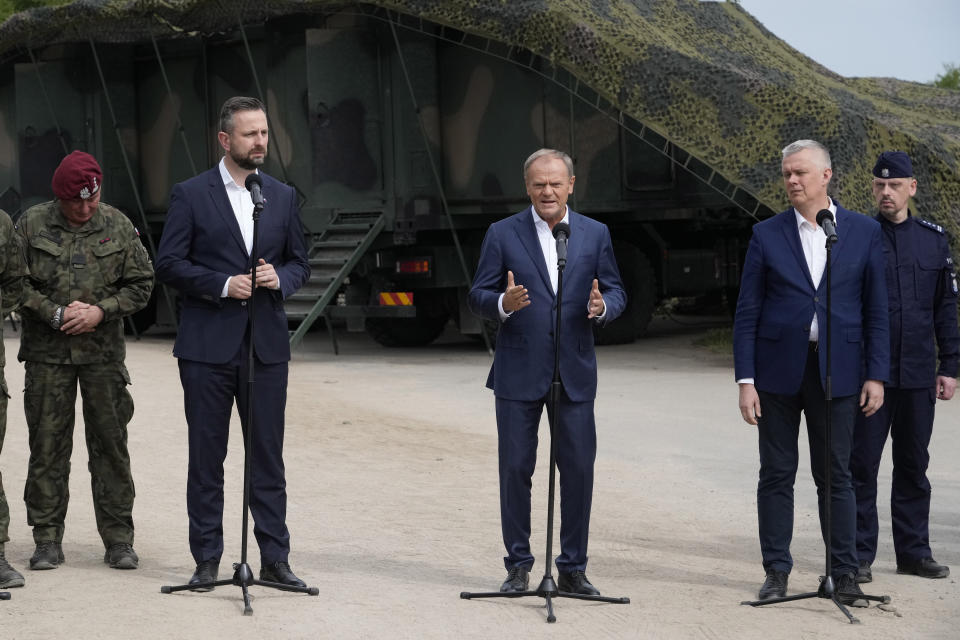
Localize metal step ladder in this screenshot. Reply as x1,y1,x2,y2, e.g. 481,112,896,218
287,211,385,349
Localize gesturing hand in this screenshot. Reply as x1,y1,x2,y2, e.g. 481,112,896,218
502,270,531,313
587,279,605,318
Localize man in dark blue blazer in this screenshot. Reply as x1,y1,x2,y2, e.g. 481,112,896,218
734,140,889,606
468,149,626,596
155,96,310,590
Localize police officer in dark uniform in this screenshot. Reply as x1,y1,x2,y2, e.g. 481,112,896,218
851,151,959,583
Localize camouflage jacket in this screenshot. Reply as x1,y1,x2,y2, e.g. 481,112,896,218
16,200,154,364
0,209,27,371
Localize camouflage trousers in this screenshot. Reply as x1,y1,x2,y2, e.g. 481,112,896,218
0,368,8,547
23,361,136,547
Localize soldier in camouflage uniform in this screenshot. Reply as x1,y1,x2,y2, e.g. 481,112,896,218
0,209,27,589
16,151,153,571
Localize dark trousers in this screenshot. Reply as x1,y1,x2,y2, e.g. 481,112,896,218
495,390,596,574
757,346,858,577
179,340,290,565
851,387,936,565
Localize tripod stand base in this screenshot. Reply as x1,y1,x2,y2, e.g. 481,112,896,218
0,591,10,601
741,582,891,625
460,574,630,623
161,561,319,615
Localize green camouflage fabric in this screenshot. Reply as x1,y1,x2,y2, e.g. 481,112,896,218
16,200,154,365
23,361,135,546
0,209,26,546
0,0,957,250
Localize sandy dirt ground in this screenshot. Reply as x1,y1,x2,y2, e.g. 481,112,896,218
0,318,957,639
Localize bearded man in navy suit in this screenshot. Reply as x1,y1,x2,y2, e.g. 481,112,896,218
468,149,626,596
733,140,889,606
155,96,310,590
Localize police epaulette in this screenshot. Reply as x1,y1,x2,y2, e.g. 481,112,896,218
917,218,944,233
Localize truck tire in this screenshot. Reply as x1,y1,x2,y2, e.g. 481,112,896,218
593,245,656,345
366,314,449,347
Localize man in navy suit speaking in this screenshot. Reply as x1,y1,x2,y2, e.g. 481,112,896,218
468,149,626,596
733,140,889,606
155,96,310,590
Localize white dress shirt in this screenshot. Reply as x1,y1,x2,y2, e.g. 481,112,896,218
218,159,276,296
795,198,836,342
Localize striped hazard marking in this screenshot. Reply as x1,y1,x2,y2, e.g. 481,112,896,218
378,292,414,306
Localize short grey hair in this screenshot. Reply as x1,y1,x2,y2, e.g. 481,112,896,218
522,148,575,181
219,96,266,134
781,139,831,170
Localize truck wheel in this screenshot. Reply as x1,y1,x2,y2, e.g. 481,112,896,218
593,245,656,345
366,314,449,347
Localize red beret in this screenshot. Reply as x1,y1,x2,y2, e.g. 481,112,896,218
52,151,102,201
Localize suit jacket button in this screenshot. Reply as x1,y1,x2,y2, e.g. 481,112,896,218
803,326,810,332
241,301,247,306
813,296,819,302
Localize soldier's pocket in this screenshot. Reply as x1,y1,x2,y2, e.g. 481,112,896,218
28,236,64,283
93,240,126,285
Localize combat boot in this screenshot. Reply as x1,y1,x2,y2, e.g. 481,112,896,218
0,549,25,588
29,541,64,570
104,543,139,570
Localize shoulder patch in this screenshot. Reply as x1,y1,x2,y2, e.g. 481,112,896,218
916,218,944,234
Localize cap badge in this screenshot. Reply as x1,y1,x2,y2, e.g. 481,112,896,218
79,186,91,199
881,168,889,178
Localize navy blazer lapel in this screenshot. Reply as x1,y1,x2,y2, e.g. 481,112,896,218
780,210,815,290
207,168,248,257
561,210,585,290
515,208,554,296
828,206,850,270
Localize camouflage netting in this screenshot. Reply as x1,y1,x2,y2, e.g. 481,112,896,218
1,0,959,248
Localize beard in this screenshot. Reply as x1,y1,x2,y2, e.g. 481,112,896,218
231,148,266,171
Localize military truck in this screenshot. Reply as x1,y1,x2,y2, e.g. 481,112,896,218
2,2,956,347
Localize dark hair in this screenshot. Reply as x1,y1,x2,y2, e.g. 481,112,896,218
219,96,266,134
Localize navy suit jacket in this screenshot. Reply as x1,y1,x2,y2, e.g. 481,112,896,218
468,208,626,403
155,166,310,364
733,204,889,397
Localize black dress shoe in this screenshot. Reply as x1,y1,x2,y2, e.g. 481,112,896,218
500,565,529,593
856,561,872,584
758,569,788,599
897,557,950,579
260,561,307,588
827,573,868,608
558,570,600,596
189,559,220,592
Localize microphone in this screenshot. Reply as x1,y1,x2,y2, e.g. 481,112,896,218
552,222,570,266
245,172,264,210
816,209,837,242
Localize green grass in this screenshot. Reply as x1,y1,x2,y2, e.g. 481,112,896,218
693,327,733,355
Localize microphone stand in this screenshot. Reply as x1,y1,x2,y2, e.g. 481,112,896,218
161,180,319,614
741,228,889,623
460,230,630,622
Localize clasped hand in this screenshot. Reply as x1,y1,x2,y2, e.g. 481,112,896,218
229,259,279,299
61,301,104,335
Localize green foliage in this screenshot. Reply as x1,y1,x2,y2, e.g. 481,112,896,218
934,63,960,90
